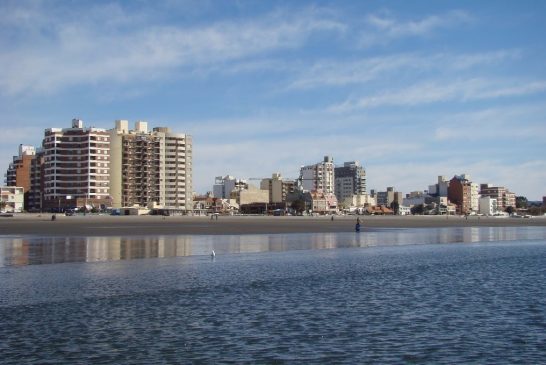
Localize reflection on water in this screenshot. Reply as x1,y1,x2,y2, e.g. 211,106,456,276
1,226,545,267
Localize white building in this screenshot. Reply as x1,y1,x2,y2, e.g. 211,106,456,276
1,186,24,212
213,175,248,199
403,195,426,207
300,156,335,194
398,205,411,215
479,196,498,216
470,183,480,212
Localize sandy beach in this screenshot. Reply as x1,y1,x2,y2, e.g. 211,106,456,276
0,214,545,237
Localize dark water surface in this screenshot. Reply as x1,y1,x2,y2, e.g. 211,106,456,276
1,227,545,364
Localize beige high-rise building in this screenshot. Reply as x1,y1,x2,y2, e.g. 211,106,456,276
42,119,111,209
109,120,192,211
260,173,296,203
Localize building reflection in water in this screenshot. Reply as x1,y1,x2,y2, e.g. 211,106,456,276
0,227,543,267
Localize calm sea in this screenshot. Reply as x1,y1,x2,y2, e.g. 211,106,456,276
1,227,545,364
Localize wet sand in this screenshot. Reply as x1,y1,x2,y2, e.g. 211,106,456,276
0,214,545,237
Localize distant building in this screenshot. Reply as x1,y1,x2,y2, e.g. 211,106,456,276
238,185,269,205
300,156,335,194
213,175,248,199
480,184,516,211
334,161,366,204
42,119,111,210
403,191,427,207
470,183,479,212
260,173,296,203
376,187,402,207
341,194,375,209
1,186,24,212
109,120,193,211
428,176,449,197
448,174,476,215
305,190,337,214
479,196,498,216
5,145,38,210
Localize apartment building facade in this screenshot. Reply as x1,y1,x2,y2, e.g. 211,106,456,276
300,156,335,194
1,186,24,212
5,145,35,210
448,175,472,214
334,161,366,203
42,119,111,210
110,120,193,211
480,184,516,211
260,173,296,203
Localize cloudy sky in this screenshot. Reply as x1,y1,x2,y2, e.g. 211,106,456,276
1,0,545,199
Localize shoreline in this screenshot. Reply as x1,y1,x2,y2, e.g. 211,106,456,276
1,214,545,237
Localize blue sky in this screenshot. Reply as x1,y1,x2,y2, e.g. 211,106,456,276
1,0,545,199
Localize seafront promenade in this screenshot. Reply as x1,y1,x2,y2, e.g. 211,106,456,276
1,214,545,237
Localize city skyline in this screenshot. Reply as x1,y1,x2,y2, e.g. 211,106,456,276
1,1,545,199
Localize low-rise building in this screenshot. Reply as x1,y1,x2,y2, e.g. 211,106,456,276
480,184,516,211
479,196,498,216
1,186,24,212
341,194,375,209
238,185,269,206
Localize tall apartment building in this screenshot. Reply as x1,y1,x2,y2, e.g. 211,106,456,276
300,156,335,194
448,174,473,214
110,120,192,211
334,161,366,203
42,119,111,210
28,150,45,211
480,184,516,211
260,173,296,203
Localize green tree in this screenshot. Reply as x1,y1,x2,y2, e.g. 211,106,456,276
411,204,424,215
0,201,6,211
390,201,400,215
516,196,528,209
291,199,306,215
505,206,515,215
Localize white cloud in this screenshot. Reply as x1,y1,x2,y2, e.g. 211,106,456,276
433,104,546,141
329,78,546,112
289,50,520,89
361,10,472,47
0,4,344,95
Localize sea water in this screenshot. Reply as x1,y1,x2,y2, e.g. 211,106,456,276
1,227,545,364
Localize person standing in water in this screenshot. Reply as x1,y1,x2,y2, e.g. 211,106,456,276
355,216,361,232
